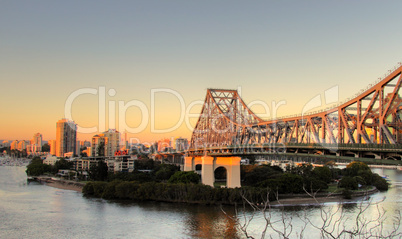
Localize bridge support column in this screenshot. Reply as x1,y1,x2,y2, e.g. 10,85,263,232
224,157,241,188
201,156,215,187
184,156,194,171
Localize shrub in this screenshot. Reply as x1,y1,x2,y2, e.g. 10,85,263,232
345,161,370,177
312,166,332,183
342,189,352,199
93,181,108,197
372,173,389,191
338,176,358,190
102,181,121,199
168,171,200,184
82,182,95,196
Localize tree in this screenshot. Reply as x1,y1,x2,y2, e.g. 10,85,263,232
345,161,370,177
155,164,179,182
26,157,52,176
96,142,105,156
135,159,155,170
41,143,50,152
242,165,282,186
312,166,332,184
168,171,200,184
372,173,389,191
338,176,358,190
52,158,73,174
89,160,108,181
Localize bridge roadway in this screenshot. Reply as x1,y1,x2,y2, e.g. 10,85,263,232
187,143,402,160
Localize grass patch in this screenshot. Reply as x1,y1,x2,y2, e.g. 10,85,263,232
214,181,227,188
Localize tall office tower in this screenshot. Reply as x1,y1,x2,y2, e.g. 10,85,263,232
17,140,27,151
76,140,81,156
174,137,189,151
49,140,56,155
56,119,77,157
32,133,42,153
10,140,19,150
157,138,171,152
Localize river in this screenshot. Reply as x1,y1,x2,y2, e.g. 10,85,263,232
0,166,401,238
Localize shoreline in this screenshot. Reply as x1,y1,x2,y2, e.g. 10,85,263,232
33,177,84,193
33,177,379,206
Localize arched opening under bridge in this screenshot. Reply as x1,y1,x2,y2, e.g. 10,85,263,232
214,166,227,188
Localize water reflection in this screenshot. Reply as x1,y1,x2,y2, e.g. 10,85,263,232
1,166,401,239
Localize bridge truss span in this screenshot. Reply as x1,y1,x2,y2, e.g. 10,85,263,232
190,65,402,155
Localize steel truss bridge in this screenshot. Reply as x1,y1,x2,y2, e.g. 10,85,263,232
189,64,402,161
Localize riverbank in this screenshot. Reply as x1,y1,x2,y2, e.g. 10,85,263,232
32,177,380,205
32,176,84,193
271,187,378,206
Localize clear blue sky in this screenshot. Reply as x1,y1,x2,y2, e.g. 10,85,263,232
1,1,401,142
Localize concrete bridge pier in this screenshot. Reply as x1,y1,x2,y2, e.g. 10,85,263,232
184,156,241,188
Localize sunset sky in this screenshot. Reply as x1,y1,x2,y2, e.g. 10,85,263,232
1,1,402,144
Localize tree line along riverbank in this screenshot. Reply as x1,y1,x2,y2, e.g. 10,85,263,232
26,157,389,205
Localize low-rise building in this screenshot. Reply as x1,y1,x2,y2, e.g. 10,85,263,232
108,155,136,173
43,155,59,165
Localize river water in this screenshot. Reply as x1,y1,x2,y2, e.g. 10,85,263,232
0,166,401,239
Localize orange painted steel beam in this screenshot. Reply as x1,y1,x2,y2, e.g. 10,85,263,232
190,65,402,150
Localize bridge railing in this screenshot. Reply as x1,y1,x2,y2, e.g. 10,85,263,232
265,62,402,121
285,142,401,150
188,143,402,152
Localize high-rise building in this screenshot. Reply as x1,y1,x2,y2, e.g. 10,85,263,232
174,137,189,151
157,138,171,152
49,140,56,155
17,140,28,151
2,140,10,148
103,129,120,156
30,133,42,153
33,133,42,148
10,140,18,150
91,134,105,156
56,119,77,157
80,140,91,148
76,140,81,156
91,129,120,157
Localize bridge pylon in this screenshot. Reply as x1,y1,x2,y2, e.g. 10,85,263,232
184,156,241,188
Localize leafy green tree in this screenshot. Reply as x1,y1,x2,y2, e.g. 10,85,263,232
155,164,179,182
338,176,358,190
135,159,156,170
41,143,50,152
130,171,154,183
303,176,329,191
371,173,389,191
290,163,314,177
168,171,200,184
278,173,304,193
52,158,73,174
96,142,105,156
26,157,52,176
242,165,283,186
345,161,370,177
89,160,109,181
312,166,332,183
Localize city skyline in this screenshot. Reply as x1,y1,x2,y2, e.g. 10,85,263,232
1,1,402,143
